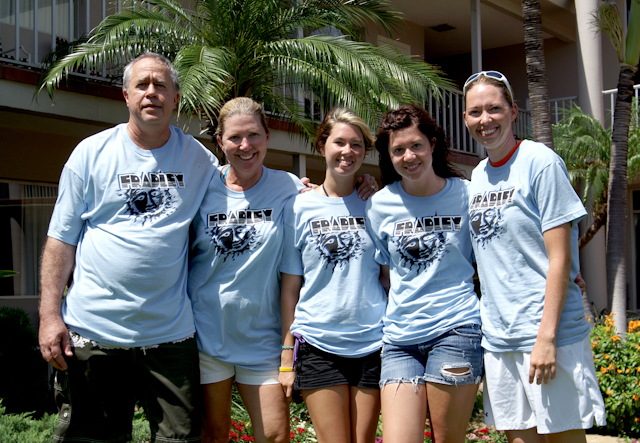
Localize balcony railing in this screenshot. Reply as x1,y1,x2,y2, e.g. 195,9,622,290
0,0,118,68
9,0,604,159
603,84,640,128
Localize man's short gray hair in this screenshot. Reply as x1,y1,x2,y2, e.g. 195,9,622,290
122,52,180,93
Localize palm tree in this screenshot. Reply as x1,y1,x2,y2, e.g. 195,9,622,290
38,0,453,141
554,103,640,325
522,0,554,149
554,102,640,244
554,105,612,251
594,0,640,336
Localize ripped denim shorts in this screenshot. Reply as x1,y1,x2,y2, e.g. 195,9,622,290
379,323,483,388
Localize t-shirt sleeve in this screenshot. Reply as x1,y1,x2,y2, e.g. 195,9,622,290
365,204,390,266
533,159,587,233
280,197,304,275
47,165,86,246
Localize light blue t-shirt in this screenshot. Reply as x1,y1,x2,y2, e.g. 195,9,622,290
189,166,305,371
468,140,589,352
47,124,219,346
366,178,481,345
280,189,386,357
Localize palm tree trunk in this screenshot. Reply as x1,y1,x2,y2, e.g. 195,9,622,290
581,287,596,327
606,64,638,337
579,203,607,250
522,0,554,149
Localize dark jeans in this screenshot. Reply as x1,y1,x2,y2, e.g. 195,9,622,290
53,333,202,443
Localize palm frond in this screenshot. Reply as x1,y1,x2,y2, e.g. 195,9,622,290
38,0,453,145
265,36,452,127
553,105,612,208
174,46,234,121
593,2,625,62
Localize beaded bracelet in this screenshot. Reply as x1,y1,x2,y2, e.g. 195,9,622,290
281,345,294,350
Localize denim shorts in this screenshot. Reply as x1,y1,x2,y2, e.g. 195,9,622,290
380,324,483,388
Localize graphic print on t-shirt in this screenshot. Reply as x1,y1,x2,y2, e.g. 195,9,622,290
118,172,185,225
468,187,515,248
392,215,460,272
309,216,366,269
206,208,272,261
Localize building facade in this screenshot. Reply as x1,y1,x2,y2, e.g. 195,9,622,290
0,0,635,325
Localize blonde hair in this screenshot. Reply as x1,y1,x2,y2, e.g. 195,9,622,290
315,108,375,154
215,97,269,138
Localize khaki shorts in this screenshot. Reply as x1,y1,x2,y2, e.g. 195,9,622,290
53,332,201,443
483,335,606,434
199,352,280,385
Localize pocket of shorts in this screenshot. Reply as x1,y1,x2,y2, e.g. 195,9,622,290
452,324,481,339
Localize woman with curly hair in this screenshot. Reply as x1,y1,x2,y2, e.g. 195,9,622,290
366,105,482,443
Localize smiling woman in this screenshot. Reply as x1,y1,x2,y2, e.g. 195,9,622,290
216,112,270,190
366,105,481,443
188,97,307,443
462,71,606,443
279,108,386,443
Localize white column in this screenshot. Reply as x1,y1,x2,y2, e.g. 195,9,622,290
293,154,307,178
575,0,605,124
470,0,483,155
576,0,608,316
470,0,482,73
617,0,628,37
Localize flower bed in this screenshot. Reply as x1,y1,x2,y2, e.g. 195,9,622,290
591,314,640,437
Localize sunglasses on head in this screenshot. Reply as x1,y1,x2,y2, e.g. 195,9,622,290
463,71,513,101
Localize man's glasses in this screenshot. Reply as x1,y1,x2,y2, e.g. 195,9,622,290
463,71,513,102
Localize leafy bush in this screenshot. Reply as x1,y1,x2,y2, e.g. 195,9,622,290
131,408,151,442
0,403,151,443
591,313,640,437
0,401,56,443
0,307,49,415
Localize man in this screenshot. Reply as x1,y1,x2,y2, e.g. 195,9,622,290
39,52,218,443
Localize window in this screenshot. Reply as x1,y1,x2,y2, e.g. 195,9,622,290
0,0,71,37
0,182,57,296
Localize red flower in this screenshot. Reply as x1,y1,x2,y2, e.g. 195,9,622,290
425,431,432,437
229,430,239,441
297,427,306,434
290,431,296,440
477,428,489,434
241,436,254,441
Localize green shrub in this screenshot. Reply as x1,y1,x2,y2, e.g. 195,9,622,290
591,314,640,437
0,307,49,415
131,408,151,442
0,401,57,443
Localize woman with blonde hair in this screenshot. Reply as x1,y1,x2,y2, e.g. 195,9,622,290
189,97,306,443
279,108,387,443
463,70,605,443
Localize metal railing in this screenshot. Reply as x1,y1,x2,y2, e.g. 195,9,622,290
424,87,478,155
0,0,117,68
549,96,578,123
10,0,600,159
603,84,640,128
